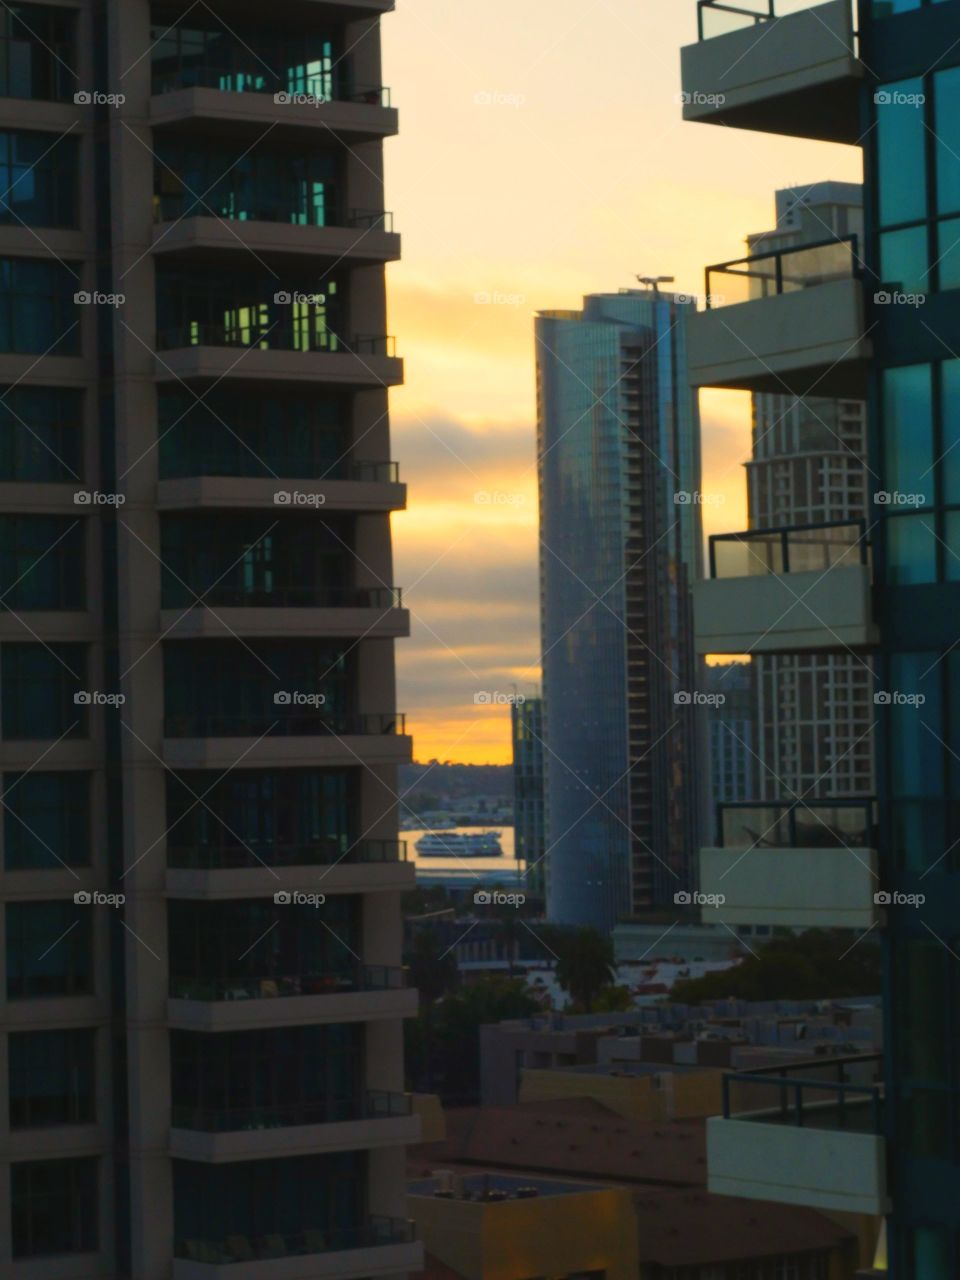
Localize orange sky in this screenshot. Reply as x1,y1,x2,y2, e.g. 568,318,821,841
381,0,861,764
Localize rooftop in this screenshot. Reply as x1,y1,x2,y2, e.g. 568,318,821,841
408,1172,602,1201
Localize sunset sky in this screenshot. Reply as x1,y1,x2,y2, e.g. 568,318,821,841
382,0,861,765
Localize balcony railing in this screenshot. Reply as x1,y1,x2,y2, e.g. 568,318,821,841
167,838,407,870
171,1089,411,1132
154,195,394,234
717,799,876,849
160,454,399,483
157,325,396,357
176,1216,415,1266
697,0,857,41
723,1054,883,1135
163,712,406,738
166,585,403,610
709,519,869,578
705,235,860,309
170,964,407,1001
152,65,392,108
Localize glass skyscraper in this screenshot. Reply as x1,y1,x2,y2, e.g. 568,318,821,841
536,291,703,930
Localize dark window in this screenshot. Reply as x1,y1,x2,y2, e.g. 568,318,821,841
171,1024,361,1127
168,896,361,998
9,1029,95,1127
155,141,341,227
12,1157,97,1257
157,387,348,480
0,386,82,481
1,642,87,739
162,641,353,737
159,513,351,608
6,899,92,998
0,258,80,354
4,771,90,869
150,22,338,99
0,515,84,608
155,266,344,353
0,129,78,226
173,1153,363,1258
166,768,356,866
0,5,76,102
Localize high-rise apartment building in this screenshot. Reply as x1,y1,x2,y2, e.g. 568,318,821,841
536,291,702,930
0,3,421,1278
510,696,546,899
682,1,960,1274
704,661,755,818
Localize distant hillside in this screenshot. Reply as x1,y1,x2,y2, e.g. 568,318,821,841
399,761,513,816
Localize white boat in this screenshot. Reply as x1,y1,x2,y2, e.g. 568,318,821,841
416,830,503,858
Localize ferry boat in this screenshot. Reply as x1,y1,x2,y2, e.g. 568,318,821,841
415,830,503,858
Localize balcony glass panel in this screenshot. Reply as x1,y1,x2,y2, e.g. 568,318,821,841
718,801,873,849
168,896,361,998
706,238,858,309
709,521,866,578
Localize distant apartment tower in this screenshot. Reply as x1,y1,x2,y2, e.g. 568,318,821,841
511,697,546,898
536,291,702,930
0,4,421,1279
747,184,875,803
704,661,756,827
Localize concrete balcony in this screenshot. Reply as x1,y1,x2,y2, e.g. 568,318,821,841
156,472,406,514
169,1092,418,1162
162,716,412,770
0,608,99,642
155,335,402,389
172,1219,421,1280
159,598,409,642
709,1057,887,1215
688,238,870,398
150,86,398,145
694,520,877,654
152,214,399,267
166,846,414,898
680,0,862,144
167,971,417,1032
701,801,878,928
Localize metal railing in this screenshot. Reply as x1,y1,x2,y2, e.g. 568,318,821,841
717,799,876,849
698,0,856,41
705,235,860,309
348,208,395,232
175,1216,415,1265
169,964,407,1001
152,65,392,108
154,197,394,234
167,838,407,870
157,326,397,357
171,1089,411,1132
708,518,869,578
164,585,403,610
160,454,399,483
722,1053,883,1134
163,711,406,738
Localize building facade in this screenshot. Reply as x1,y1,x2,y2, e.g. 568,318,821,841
682,1,960,1274
536,290,702,930
0,2,421,1278
510,696,545,899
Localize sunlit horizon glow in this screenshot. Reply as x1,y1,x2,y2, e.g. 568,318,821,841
382,1,861,764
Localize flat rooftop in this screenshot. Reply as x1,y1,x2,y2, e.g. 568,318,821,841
408,1172,600,1200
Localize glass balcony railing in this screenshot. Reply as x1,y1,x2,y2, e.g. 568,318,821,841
717,799,876,849
154,191,394,233
165,585,403,610
705,235,860,308
175,1216,415,1265
157,324,396,357
167,838,407,870
161,451,399,483
723,1054,883,1134
169,964,407,1001
697,0,855,41
152,64,392,107
164,712,406,738
171,1089,411,1132
708,519,869,578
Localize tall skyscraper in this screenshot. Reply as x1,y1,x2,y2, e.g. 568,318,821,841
682,1,960,1273
0,4,421,1278
536,290,703,930
704,661,756,823
511,696,546,899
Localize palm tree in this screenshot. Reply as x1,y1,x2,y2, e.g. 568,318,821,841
550,926,617,1012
